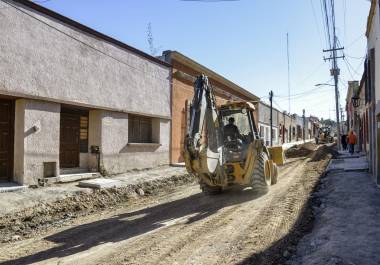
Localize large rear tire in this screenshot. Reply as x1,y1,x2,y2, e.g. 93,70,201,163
251,151,271,193
200,182,222,195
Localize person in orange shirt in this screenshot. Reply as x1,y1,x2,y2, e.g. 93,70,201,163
348,130,357,155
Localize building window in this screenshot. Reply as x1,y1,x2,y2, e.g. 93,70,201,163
260,125,264,138
128,115,152,143
272,128,277,143
80,115,89,153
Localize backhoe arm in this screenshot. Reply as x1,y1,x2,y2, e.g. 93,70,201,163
184,75,222,175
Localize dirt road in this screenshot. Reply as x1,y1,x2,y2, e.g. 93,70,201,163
0,152,330,265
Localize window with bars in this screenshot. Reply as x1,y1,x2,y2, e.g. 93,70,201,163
128,115,153,143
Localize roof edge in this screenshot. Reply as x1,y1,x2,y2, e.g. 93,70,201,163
366,0,377,37
11,0,171,68
164,50,259,100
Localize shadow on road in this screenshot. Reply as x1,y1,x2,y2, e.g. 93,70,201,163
2,188,264,265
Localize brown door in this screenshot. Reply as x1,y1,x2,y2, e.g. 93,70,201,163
0,99,14,182
60,112,80,168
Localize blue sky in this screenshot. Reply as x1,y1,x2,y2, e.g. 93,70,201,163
38,0,370,120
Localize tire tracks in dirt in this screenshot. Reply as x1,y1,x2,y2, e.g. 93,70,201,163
0,155,330,265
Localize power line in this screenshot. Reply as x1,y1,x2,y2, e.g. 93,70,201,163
343,57,358,78
310,0,324,48
275,84,332,100
343,0,347,44
346,33,365,49
344,53,365,60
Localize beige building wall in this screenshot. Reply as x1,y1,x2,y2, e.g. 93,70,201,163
0,1,172,185
0,1,170,118
99,111,170,175
14,99,60,185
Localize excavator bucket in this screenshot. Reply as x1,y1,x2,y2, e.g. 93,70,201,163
268,146,285,166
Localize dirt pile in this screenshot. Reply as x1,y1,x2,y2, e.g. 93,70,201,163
285,142,317,158
309,145,339,162
0,173,195,243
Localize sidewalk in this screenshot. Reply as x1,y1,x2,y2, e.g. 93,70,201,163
0,166,189,217
288,152,380,265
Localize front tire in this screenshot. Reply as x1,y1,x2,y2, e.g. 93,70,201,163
251,151,271,193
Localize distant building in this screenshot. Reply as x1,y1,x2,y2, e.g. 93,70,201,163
256,102,280,146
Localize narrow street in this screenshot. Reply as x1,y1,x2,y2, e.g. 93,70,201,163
0,149,330,265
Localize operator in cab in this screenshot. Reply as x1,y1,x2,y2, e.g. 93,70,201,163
224,117,240,141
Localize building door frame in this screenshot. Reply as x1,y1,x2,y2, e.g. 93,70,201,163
0,98,15,182
60,108,81,168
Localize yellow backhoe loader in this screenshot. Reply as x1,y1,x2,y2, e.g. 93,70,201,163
184,75,281,195
315,126,334,144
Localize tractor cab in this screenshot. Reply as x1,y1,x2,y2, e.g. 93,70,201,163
219,102,258,163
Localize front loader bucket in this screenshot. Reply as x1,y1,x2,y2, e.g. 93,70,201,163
268,146,285,166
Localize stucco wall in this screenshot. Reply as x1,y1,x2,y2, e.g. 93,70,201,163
0,1,170,118
13,99,25,184
88,110,102,171
14,99,60,185
100,111,170,174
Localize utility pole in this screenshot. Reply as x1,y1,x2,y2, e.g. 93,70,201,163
322,2,344,150
269,90,273,147
340,107,345,133
303,109,306,142
283,111,286,144
287,33,291,114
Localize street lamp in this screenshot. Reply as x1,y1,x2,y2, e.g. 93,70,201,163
351,95,360,108
315,83,335,87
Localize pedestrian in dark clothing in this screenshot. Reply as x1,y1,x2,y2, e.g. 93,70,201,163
341,134,348,150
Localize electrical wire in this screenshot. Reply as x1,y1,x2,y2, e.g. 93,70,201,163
310,0,324,49
343,0,346,44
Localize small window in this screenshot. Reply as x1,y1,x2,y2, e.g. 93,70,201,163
128,115,152,143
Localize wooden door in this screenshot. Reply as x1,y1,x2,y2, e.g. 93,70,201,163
0,99,14,182
60,112,80,168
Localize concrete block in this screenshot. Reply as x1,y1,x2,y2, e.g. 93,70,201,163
56,173,101,183
78,178,122,189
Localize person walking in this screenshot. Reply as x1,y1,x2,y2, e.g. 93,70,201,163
348,130,357,155
341,134,348,150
